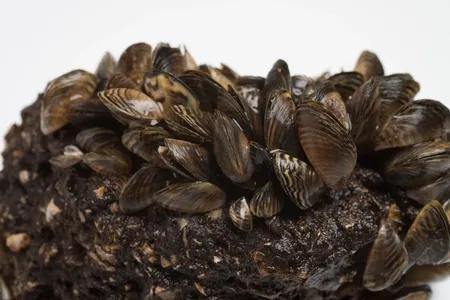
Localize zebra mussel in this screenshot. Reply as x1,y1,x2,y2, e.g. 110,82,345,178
41,42,450,297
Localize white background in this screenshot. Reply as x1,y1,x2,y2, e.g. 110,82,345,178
0,0,449,298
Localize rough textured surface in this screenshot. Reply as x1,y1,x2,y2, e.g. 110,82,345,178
0,98,421,299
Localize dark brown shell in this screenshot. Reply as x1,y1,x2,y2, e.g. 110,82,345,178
119,166,171,214
377,74,420,127
96,52,117,81
153,181,226,214
397,263,450,289
264,90,296,151
151,43,186,76
82,149,131,177
213,113,254,183
363,220,408,291
406,172,450,205
76,127,119,152
375,100,450,151
117,42,152,85
328,71,364,102
41,70,98,135
165,105,214,143
164,138,212,181
273,151,324,209
297,101,357,188
121,127,170,162
249,182,284,218
264,59,291,99
313,83,351,130
404,200,450,266
347,78,380,150
384,141,450,188
354,50,384,81
180,70,250,133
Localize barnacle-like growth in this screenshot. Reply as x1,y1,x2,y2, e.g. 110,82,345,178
41,43,450,296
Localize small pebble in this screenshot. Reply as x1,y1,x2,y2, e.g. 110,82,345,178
18,170,30,185
45,199,62,222
6,233,31,252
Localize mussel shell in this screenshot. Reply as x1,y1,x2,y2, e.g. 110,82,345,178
378,74,420,127
98,88,164,125
249,141,272,170
143,71,200,115
354,50,384,81
273,151,324,209
363,221,409,291
313,82,351,130
76,127,119,152
346,78,380,149
236,76,265,141
249,181,284,218
49,145,84,168
404,200,450,266
264,59,291,98
151,43,186,76
229,197,253,231
180,70,250,133
393,286,431,300
165,105,214,143
164,138,212,181
397,263,450,289
379,74,420,105
328,71,364,102
199,64,236,90
122,126,170,162
106,74,139,90
384,141,450,188
264,89,296,151
213,113,254,183
41,70,97,135
96,52,117,81
297,101,357,188
117,42,152,85
153,181,226,214
158,145,195,180
406,172,450,205
82,149,131,177
119,165,171,214
375,100,450,151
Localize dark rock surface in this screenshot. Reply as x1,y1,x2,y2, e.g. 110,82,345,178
0,98,420,299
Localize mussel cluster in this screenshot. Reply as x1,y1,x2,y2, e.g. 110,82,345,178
41,42,450,295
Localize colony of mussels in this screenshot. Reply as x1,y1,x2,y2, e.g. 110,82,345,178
41,42,450,295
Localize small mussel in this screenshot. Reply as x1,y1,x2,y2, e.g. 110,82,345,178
273,151,324,209
297,101,357,188
363,220,408,291
404,200,450,266
229,197,253,231
249,181,284,218
213,112,254,183
41,70,98,134
120,166,171,214
154,181,226,214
